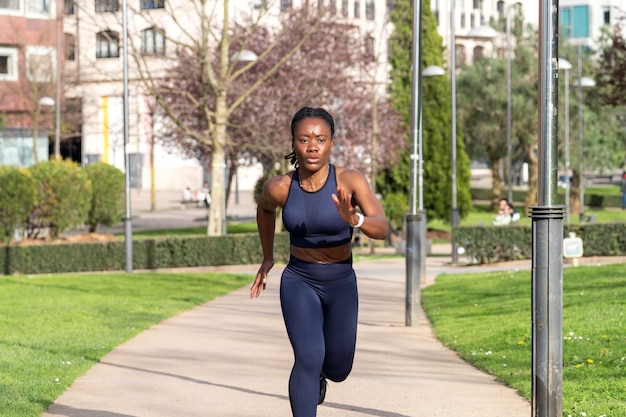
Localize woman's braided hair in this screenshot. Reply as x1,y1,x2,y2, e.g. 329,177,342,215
284,107,335,168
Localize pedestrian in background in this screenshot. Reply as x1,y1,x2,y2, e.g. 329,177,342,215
621,171,626,210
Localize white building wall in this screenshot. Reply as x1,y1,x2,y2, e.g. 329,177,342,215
65,0,392,191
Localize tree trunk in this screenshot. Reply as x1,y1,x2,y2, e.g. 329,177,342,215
570,169,581,218
490,156,502,209
207,94,228,236
369,86,378,255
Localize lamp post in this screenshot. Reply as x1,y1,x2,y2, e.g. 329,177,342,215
406,0,424,327
450,0,458,264
574,44,595,222
54,0,62,159
503,3,523,205
505,4,515,204
122,0,132,272
559,57,572,224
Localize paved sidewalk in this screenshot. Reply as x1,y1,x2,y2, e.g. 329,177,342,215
41,252,542,417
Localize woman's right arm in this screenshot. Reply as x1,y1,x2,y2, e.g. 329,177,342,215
250,176,286,298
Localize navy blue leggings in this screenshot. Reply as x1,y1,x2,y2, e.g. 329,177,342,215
280,256,358,417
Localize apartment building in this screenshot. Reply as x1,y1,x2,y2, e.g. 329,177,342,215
60,0,393,191
0,0,61,166
559,0,625,48
433,0,624,67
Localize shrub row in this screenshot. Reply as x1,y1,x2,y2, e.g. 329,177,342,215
0,233,290,275
470,188,623,208
0,160,125,243
454,222,626,264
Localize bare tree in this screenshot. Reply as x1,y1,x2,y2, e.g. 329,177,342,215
125,1,401,236
123,2,338,235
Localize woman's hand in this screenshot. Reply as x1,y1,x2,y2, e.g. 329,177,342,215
250,259,274,298
332,186,359,225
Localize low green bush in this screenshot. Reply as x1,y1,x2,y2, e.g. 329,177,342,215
454,222,626,264
25,160,91,239
0,167,36,243
0,233,290,275
84,161,125,232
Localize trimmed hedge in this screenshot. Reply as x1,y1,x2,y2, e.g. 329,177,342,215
0,233,290,275
454,222,626,264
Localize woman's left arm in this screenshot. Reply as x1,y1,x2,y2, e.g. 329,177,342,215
333,169,389,240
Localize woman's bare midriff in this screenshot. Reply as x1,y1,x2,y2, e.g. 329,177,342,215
290,242,352,264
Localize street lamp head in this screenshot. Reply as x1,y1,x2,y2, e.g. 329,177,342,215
466,25,498,39
423,65,446,77
39,96,55,106
558,58,572,71
230,49,258,63
573,77,596,88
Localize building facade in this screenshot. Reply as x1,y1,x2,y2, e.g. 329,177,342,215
0,0,61,166
61,0,393,191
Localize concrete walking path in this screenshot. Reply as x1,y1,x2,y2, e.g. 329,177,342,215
42,253,539,417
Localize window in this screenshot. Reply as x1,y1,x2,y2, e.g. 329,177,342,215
470,13,474,28
460,13,465,28
252,0,266,9
95,0,118,13
140,0,164,9
472,0,481,10
603,6,610,25
341,0,348,17
96,30,120,58
353,0,359,18
26,46,55,82
0,0,19,10
65,0,74,14
27,0,51,14
65,33,76,61
560,6,589,39
280,0,292,11
142,27,165,55
365,0,374,20
386,0,394,17
364,35,375,61
496,0,504,15
455,44,466,67
317,0,324,14
0,47,18,81
473,45,484,63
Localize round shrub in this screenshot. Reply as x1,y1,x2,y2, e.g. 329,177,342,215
83,161,125,232
0,166,36,243
26,159,92,239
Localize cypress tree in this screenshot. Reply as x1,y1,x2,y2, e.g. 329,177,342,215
379,0,472,228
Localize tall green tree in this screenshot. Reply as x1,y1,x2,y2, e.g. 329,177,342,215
457,16,538,211
381,0,472,228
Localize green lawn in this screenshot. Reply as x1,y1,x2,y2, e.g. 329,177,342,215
0,272,251,417
427,203,626,232
422,263,626,417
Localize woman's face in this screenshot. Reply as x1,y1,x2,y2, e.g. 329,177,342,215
292,117,333,171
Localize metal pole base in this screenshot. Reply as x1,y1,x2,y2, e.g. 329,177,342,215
530,206,565,417
450,207,459,264
405,211,426,327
